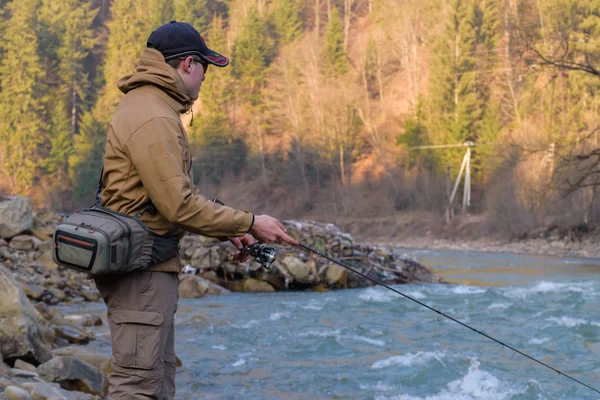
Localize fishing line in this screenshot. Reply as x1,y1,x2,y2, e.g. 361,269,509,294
299,243,600,395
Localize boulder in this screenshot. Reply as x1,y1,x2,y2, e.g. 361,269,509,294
79,291,99,303
24,381,99,400
178,275,208,298
13,361,35,373
36,356,106,397
47,290,66,303
63,315,102,328
29,229,53,243
52,326,92,345
8,237,34,252
3,386,32,400
242,278,275,293
0,197,33,239
281,255,313,283
0,269,53,366
19,284,45,302
324,264,347,287
25,382,66,400
51,348,110,376
8,369,38,379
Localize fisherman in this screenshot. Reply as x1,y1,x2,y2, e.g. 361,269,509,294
94,21,298,399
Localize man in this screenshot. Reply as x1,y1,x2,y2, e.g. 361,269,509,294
94,21,298,399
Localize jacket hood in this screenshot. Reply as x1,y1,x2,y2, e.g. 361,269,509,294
117,48,193,113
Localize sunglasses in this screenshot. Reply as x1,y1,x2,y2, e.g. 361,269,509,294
193,58,209,73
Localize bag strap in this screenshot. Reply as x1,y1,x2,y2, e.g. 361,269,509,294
94,168,104,206
95,168,155,217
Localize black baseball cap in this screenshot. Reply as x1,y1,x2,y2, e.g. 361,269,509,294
147,21,229,67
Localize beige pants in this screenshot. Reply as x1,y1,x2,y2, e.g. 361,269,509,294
95,271,179,400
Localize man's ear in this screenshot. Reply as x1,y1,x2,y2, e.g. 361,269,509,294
183,56,193,73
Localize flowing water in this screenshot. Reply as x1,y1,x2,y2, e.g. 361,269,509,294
58,249,600,399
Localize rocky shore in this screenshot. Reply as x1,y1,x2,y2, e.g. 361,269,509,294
0,196,442,400
369,224,600,259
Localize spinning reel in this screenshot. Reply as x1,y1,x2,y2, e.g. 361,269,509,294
244,243,277,270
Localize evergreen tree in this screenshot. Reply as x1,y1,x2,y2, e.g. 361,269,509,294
56,0,97,136
151,0,173,27
0,0,47,192
68,111,105,204
232,5,273,105
69,0,156,202
271,0,303,44
190,16,248,182
425,0,500,177
173,0,210,35
97,0,156,121
324,8,347,76
47,98,74,180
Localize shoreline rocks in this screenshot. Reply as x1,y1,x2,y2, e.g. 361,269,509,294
178,220,443,298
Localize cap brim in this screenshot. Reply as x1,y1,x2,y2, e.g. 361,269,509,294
200,48,229,67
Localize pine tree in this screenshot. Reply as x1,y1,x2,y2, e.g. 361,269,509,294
151,0,173,27
271,0,303,44
47,98,74,180
425,0,500,176
324,8,347,76
68,111,105,205
97,0,157,121
0,0,47,192
56,0,97,136
173,0,210,35
232,5,273,105
190,16,247,182
69,0,156,202
232,5,275,186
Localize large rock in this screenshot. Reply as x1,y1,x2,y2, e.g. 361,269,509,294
19,284,45,302
52,326,92,345
0,269,53,366
0,197,33,239
8,236,34,252
23,381,100,400
36,356,107,397
52,348,110,375
324,264,347,287
242,278,275,293
279,255,315,284
178,275,208,298
3,386,32,400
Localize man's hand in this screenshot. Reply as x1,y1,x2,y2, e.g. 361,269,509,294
250,215,299,246
228,234,256,262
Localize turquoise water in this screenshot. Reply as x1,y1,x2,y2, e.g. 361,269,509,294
59,249,600,399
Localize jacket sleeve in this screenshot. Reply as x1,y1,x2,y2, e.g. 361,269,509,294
124,117,253,237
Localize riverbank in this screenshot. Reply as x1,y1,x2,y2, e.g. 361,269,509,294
334,213,600,260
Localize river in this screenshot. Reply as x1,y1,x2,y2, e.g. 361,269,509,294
58,248,600,399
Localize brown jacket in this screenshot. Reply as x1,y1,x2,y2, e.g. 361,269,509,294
101,48,253,272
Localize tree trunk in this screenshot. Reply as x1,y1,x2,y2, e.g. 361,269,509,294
343,0,352,51
71,77,77,136
339,143,346,187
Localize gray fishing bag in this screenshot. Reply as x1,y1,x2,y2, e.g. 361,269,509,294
52,171,179,275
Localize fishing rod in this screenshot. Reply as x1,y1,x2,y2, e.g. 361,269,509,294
243,242,600,396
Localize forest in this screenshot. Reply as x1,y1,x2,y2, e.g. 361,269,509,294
0,0,598,235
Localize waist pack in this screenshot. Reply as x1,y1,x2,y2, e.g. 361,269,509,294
52,205,179,276
52,168,179,275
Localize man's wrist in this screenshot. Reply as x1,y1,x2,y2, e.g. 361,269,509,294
247,214,255,233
